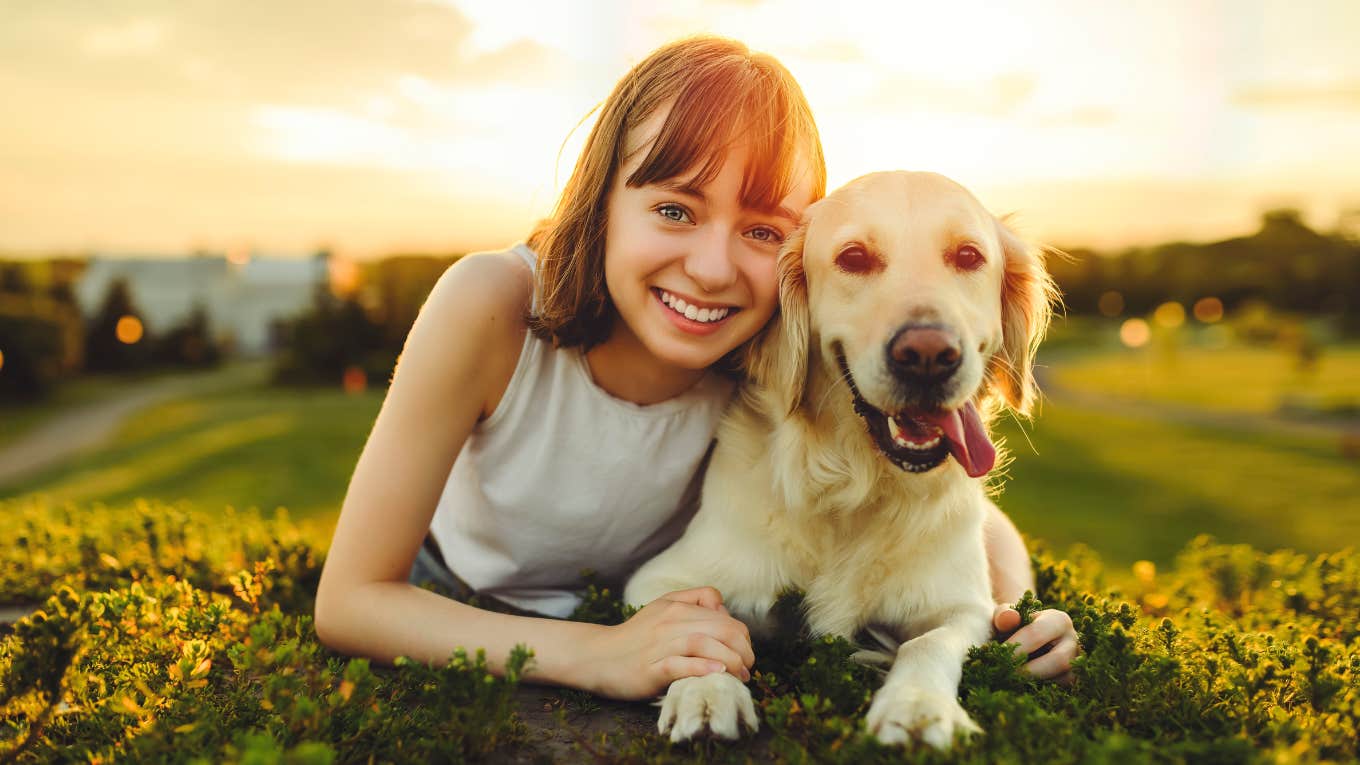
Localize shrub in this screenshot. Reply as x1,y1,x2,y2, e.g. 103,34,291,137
2,496,1356,763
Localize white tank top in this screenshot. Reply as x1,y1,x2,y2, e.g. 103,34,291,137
428,244,736,617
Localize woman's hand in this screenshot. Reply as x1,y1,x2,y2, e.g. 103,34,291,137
576,586,754,700
992,603,1079,683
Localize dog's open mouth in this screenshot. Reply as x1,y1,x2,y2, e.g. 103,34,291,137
835,347,997,477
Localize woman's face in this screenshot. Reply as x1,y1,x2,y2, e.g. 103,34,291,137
602,116,818,374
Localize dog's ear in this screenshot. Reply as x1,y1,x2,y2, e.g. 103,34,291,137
744,223,812,415
989,215,1060,415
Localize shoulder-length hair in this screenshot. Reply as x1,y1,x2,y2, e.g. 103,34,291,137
526,35,826,351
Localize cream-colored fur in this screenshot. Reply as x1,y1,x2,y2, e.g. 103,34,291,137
625,171,1056,748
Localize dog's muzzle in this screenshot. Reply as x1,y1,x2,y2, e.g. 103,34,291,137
885,323,962,406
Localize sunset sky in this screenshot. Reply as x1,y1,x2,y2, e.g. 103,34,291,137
3,0,1359,258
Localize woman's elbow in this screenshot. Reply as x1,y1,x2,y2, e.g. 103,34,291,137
312,578,349,652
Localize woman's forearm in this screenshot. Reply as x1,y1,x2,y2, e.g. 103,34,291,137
314,580,606,691
982,500,1035,605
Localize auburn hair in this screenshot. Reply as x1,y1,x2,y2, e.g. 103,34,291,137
526,35,826,350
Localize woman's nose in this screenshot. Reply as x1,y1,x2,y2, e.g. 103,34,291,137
683,229,738,293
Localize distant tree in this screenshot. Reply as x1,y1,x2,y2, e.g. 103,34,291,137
83,278,153,373
272,284,389,386
48,281,76,305
0,314,63,400
152,303,222,368
0,264,32,295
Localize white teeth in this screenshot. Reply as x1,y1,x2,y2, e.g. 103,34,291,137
888,416,905,442
657,290,733,323
887,415,943,451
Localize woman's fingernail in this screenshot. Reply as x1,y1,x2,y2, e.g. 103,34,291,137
708,662,725,674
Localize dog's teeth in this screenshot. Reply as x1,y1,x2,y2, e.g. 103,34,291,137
888,416,905,440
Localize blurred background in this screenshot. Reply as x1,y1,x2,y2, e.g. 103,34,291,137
1,0,1357,571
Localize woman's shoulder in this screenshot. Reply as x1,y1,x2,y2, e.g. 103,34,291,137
432,247,533,316
407,247,534,418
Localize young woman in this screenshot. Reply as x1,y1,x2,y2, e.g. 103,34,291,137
313,36,1076,701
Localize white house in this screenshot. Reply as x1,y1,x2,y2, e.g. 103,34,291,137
74,252,332,356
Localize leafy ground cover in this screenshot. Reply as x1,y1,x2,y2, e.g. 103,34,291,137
2,496,1357,763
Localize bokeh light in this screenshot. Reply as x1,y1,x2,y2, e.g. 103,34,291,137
1120,318,1151,347
1098,290,1125,317
115,315,144,344
342,365,368,395
1153,301,1186,328
1193,297,1224,323
0,348,5,372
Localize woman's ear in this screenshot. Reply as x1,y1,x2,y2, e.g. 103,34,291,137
989,216,1060,415
744,223,811,415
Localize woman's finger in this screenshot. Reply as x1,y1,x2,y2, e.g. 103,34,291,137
654,654,728,686
993,604,1021,634
661,607,755,668
668,632,751,680
1025,636,1079,680
663,586,725,611
1004,609,1072,656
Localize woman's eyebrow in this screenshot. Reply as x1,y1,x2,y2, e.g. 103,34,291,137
656,179,707,200
771,205,799,225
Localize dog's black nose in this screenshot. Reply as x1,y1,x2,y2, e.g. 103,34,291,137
887,325,961,383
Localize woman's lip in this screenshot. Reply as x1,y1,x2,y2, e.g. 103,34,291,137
651,289,735,336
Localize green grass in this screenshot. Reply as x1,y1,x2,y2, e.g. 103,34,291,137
2,379,383,531
993,400,1360,568
1050,343,1360,415
4,496,1359,763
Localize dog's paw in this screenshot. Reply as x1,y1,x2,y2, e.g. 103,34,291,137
657,672,758,743
865,685,980,750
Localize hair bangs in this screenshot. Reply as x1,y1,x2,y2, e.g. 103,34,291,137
624,55,824,210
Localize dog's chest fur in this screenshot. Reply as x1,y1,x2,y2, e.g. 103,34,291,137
713,387,992,640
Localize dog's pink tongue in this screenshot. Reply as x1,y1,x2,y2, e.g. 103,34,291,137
919,402,996,478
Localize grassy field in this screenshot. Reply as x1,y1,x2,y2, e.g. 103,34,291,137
4,345,1356,570
1,376,383,538
1050,341,1360,415
992,402,1359,567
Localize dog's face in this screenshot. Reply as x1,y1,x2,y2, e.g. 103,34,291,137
747,171,1055,478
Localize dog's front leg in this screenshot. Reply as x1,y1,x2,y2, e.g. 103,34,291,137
865,609,992,750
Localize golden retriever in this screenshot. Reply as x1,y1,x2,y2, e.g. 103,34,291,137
624,171,1057,748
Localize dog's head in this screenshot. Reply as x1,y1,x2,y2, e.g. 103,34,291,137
746,171,1058,478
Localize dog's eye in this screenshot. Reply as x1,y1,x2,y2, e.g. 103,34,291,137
835,246,882,274
948,245,985,272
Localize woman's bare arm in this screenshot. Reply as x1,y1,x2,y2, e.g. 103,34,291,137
312,252,753,699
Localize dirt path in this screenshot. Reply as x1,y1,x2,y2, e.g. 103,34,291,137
0,362,270,489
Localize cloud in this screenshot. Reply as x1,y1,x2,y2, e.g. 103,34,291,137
862,73,1037,116
0,0,566,105
1034,107,1117,127
81,17,170,57
1233,82,1360,111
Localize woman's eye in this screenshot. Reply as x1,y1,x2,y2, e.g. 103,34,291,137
748,226,784,244
656,204,691,223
